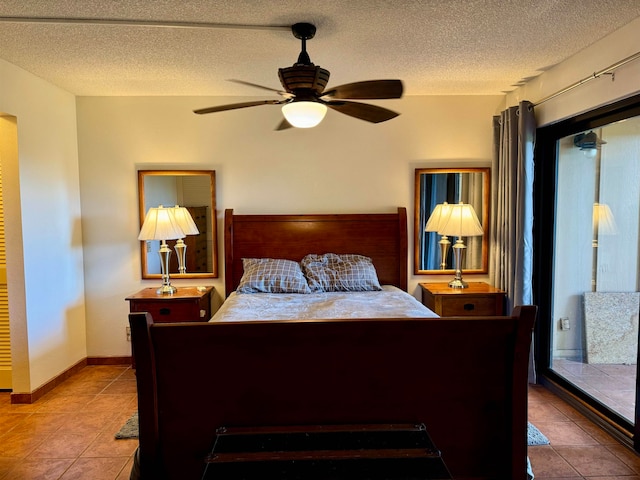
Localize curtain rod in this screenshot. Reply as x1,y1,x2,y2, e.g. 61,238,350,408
0,16,291,31
533,51,640,107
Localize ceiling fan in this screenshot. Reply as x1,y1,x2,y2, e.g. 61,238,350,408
194,22,403,130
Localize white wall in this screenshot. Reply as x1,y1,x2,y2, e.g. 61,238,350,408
76,94,503,357
0,59,86,393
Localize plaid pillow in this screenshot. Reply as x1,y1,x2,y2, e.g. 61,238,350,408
237,258,311,294
301,253,382,292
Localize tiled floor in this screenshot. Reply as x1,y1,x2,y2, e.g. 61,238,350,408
2,365,640,479
529,383,640,479
0,365,138,480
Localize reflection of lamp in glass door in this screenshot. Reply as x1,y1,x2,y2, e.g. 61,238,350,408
574,129,615,291
171,206,200,274
425,202,453,269
591,202,617,290
438,202,484,288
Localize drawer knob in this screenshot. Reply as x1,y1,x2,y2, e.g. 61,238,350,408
463,303,475,311
159,307,171,315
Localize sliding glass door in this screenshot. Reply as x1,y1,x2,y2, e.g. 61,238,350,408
534,95,640,447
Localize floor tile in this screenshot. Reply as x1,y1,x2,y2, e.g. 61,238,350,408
535,420,599,445
0,429,50,457
528,445,579,477
82,431,138,458
37,394,96,413
528,400,571,423
28,431,99,458
3,457,73,480
554,445,635,477
59,457,129,480
0,458,19,480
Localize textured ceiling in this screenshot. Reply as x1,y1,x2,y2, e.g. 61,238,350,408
0,0,639,97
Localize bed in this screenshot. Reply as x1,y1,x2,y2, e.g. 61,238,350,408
130,207,536,479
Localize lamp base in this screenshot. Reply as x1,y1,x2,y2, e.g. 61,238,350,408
157,284,177,295
448,278,468,289
449,239,467,289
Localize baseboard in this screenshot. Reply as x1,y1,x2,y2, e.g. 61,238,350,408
10,356,133,404
87,356,132,365
11,357,87,404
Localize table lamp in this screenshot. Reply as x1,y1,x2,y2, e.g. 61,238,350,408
438,202,484,288
138,205,185,294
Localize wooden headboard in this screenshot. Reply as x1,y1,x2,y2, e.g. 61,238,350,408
224,207,408,296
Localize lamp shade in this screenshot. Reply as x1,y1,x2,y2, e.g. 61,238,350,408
172,206,199,235
425,202,453,233
281,101,327,128
138,206,185,241
438,202,484,237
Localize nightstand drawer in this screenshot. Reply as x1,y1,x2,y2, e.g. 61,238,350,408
126,286,213,323
128,299,207,322
419,282,505,316
436,295,499,316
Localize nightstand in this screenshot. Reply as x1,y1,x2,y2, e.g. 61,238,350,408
126,286,214,368
126,286,214,323
419,282,505,316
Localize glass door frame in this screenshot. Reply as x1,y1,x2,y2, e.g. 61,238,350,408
533,93,640,450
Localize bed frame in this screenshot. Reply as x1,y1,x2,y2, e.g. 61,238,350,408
130,207,536,480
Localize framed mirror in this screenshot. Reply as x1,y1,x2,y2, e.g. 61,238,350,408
138,170,218,279
414,167,490,274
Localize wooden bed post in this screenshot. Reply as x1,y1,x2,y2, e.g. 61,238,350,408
396,206,408,291
129,312,163,479
510,305,537,479
224,209,235,297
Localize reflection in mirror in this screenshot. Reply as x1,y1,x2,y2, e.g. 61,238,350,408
138,170,217,279
414,168,489,274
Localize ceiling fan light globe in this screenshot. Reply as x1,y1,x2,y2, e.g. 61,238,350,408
281,101,327,128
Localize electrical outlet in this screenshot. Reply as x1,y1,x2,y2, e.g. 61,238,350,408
126,326,131,341
560,317,570,330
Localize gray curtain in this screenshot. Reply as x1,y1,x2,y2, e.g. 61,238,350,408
491,100,536,381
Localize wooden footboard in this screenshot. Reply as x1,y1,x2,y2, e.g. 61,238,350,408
130,306,536,480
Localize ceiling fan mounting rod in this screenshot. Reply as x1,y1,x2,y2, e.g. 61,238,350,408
292,23,316,66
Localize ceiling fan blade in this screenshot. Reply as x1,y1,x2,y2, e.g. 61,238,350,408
275,118,293,131
229,79,291,97
194,100,283,115
326,101,400,123
322,80,403,100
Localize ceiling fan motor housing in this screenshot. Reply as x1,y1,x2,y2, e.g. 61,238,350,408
278,65,330,94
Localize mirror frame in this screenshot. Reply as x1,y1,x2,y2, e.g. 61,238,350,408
138,170,218,279
414,167,490,275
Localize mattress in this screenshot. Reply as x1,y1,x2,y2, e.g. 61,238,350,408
210,285,439,322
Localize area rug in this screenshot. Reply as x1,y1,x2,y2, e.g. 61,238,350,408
116,412,550,446
115,412,139,439
528,422,550,446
